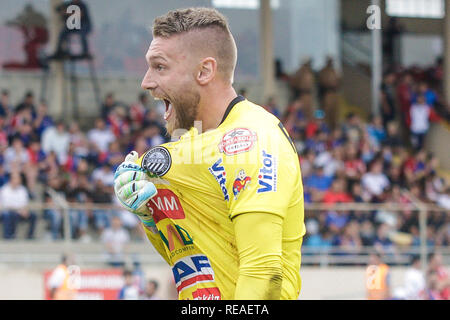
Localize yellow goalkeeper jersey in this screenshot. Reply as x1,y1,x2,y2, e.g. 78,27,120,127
137,96,305,300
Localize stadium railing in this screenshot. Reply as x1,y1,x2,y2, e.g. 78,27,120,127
0,191,448,270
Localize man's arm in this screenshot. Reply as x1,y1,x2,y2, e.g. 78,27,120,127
142,224,171,265
114,151,171,265
232,212,283,300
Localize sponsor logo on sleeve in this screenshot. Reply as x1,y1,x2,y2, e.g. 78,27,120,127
142,146,171,177
218,128,257,156
232,169,251,200
257,150,277,193
208,158,229,201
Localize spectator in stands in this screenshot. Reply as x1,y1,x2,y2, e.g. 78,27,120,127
68,121,89,158
282,98,306,136
396,73,413,135
105,140,125,170
412,81,438,107
0,173,36,239
141,123,165,148
373,223,394,255
3,136,30,173
427,252,450,300
111,196,142,239
350,182,366,203
117,269,139,300
108,105,130,138
289,58,314,115
142,279,161,300
0,164,7,188
33,100,53,138
409,94,432,150
101,216,130,268
322,178,353,204
14,90,36,118
359,220,376,246
426,271,444,300
130,92,149,130
326,209,350,235
263,96,281,119
92,179,113,234
65,174,90,241
318,57,340,130
92,163,114,187
100,92,117,121
41,120,70,164
383,121,402,149
87,118,115,154
0,90,12,118
401,255,426,300
341,112,363,144
380,72,397,127
332,221,362,257
344,143,366,188
42,191,62,240
435,187,450,213
315,145,344,178
0,115,8,150
361,159,390,202
304,164,333,202
366,115,386,149
304,219,326,248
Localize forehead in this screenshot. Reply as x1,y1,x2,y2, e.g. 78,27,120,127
146,35,186,61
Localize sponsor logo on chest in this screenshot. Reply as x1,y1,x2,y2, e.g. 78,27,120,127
218,128,257,156
172,254,219,295
208,158,229,201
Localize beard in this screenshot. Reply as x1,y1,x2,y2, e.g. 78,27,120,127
166,87,200,137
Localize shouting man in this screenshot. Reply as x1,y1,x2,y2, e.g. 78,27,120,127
114,7,305,300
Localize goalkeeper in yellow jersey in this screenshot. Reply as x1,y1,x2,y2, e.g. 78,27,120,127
114,7,305,300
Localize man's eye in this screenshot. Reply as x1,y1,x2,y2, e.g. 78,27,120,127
157,65,164,71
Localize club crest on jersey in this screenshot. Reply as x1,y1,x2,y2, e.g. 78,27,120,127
257,150,277,193
142,146,171,177
208,158,229,201
218,128,257,156
232,169,251,200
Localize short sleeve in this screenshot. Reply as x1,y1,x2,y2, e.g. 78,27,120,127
220,127,299,220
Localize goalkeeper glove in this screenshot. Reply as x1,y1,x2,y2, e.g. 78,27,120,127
114,151,158,229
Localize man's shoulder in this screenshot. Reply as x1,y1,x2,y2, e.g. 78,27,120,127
223,100,282,139
233,99,279,123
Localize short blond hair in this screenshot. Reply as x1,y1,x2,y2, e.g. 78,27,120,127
152,7,237,83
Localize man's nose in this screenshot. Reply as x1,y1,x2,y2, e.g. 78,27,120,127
141,68,157,90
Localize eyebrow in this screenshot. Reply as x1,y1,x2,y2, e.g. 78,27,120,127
147,54,168,63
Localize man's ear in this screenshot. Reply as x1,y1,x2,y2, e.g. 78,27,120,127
196,57,217,85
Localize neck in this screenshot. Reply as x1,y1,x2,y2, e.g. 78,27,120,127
197,83,237,132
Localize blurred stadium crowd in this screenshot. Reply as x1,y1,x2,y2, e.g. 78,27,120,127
283,58,450,256
0,59,449,262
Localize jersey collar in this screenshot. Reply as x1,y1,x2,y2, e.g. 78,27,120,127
219,95,245,126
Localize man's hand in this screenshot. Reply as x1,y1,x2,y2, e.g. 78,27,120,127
114,151,157,228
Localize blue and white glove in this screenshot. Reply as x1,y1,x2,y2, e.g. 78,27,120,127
114,151,158,229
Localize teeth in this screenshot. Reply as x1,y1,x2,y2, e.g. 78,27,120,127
164,103,173,120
